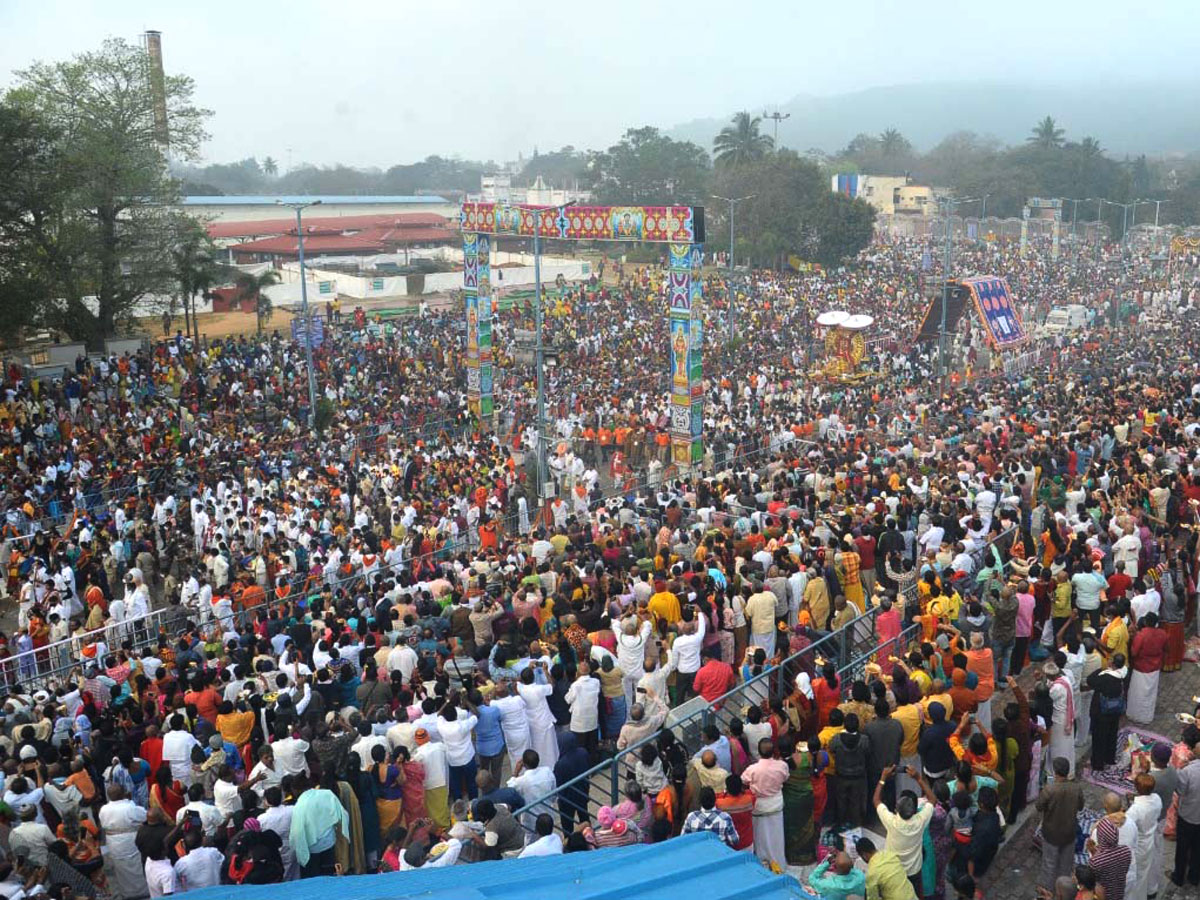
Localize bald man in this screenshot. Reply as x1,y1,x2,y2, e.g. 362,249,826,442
809,850,867,900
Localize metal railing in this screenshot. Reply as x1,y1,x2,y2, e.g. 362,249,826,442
836,621,922,686
510,604,898,836
2,605,179,692
2,466,179,544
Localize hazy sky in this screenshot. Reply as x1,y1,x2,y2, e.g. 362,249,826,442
2,0,1197,169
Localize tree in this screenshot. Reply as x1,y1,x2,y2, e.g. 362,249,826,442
710,149,874,269
590,127,710,206
379,155,488,195
834,132,912,176
170,220,226,345
276,164,381,195
262,156,278,177
1077,136,1103,158
914,131,1001,189
879,128,912,158
177,158,266,194
1130,155,1152,197
8,38,210,342
841,134,880,157
805,192,877,269
237,269,282,334
517,146,588,187
0,98,66,341
1028,116,1065,149
713,112,774,167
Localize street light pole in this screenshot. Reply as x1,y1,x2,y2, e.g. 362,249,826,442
532,200,575,506
1152,200,1167,254
933,195,981,394
938,197,953,395
277,198,323,428
712,194,755,342
762,111,791,145
1098,199,1140,328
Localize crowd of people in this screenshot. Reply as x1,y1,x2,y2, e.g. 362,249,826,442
0,228,1197,900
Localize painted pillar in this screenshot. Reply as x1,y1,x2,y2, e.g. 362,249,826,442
668,243,704,468
462,232,494,422
477,234,494,422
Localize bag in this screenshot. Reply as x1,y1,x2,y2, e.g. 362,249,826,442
1098,690,1126,717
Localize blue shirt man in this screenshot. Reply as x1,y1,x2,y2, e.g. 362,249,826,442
475,702,505,758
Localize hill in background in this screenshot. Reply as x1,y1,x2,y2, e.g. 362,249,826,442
670,82,1200,158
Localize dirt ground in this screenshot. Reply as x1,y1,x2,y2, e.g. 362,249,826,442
135,251,629,343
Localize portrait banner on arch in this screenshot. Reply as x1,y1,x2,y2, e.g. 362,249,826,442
961,275,1028,350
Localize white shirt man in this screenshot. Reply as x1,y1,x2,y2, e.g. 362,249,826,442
671,614,707,676
128,580,150,621
507,762,557,829
1112,531,1141,578
531,537,554,564
564,671,601,737
490,693,531,769
213,776,242,820
272,734,310,777
387,642,418,681
350,731,389,771
387,719,418,754
919,524,945,555
1130,586,1162,622
173,845,224,891
259,801,296,879
414,740,448,791
175,798,224,838
247,758,281,800
518,832,564,858
9,814,55,866
437,709,479,768
162,727,200,787
145,856,177,898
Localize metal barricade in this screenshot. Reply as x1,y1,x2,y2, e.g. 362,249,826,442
836,621,922,686
510,606,885,836
2,606,177,692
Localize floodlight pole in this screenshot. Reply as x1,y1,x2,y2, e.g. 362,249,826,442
532,200,576,505
277,199,323,429
938,197,953,395
712,194,754,343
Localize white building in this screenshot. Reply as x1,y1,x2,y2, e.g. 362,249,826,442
480,175,513,203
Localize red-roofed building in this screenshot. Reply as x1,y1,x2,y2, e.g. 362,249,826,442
207,212,449,241
220,213,456,263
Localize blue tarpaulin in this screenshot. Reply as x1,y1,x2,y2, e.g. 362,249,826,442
186,833,804,900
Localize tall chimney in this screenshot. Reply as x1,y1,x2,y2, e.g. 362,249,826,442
143,30,169,148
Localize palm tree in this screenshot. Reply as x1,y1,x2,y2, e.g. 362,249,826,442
236,270,282,334
713,111,774,166
172,224,225,346
1029,116,1065,149
262,156,278,177
878,128,911,158
1078,136,1103,158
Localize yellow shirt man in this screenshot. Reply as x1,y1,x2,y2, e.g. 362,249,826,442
893,702,922,757
648,589,682,625
1102,616,1130,661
